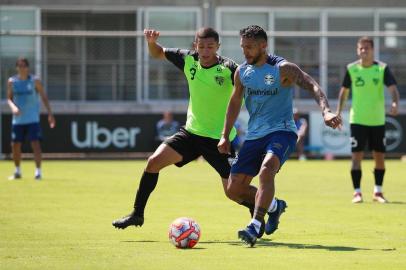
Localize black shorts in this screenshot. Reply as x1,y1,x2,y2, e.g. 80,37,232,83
164,127,235,179
350,124,385,153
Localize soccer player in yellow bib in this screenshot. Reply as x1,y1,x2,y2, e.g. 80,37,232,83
337,36,400,204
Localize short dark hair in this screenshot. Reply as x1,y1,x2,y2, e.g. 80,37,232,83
358,36,374,48
239,25,267,42
16,57,29,67
195,27,219,43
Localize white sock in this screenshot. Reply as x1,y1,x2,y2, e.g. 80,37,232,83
35,168,41,176
267,198,277,213
250,219,262,234
15,166,21,174
374,186,382,193
354,188,361,194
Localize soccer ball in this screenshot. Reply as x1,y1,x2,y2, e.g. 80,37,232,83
168,217,201,248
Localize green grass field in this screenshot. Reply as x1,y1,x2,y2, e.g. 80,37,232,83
1,160,405,270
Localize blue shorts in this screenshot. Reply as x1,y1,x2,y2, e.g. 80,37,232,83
12,123,42,143
231,131,297,176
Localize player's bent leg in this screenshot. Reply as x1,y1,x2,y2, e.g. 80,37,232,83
256,154,287,235
225,174,265,239
145,143,183,173
112,144,183,229
225,173,253,202
257,154,279,210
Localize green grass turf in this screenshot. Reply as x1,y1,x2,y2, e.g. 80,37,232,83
1,160,405,270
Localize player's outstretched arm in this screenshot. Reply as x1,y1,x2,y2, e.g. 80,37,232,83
218,68,244,154
279,61,342,129
35,79,55,128
144,29,166,60
7,80,20,115
387,84,400,116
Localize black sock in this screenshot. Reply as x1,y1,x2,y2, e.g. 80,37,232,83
240,201,255,217
374,169,385,187
133,171,159,217
253,207,267,223
351,170,362,190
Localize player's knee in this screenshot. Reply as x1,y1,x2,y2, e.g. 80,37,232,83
259,163,278,179
12,142,21,148
146,154,163,172
351,160,361,170
31,141,41,150
225,181,243,201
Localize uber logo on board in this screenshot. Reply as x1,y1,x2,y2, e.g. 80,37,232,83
71,122,141,149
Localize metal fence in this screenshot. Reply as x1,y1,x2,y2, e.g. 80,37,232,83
2,29,406,104
0,30,198,103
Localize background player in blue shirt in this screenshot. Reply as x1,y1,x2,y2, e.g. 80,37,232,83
218,25,341,247
7,58,55,180
155,111,180,143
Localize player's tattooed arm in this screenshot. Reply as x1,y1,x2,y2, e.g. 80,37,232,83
280,62,330,115
280,61,342,129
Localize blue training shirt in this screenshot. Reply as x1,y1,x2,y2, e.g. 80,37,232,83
9,74,40,125
239,55,297,140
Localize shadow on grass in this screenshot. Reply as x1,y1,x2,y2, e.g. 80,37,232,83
121,240,207,249
255,239,372,251
359,201,406,205
200,240,241,245
122,239,396,252
202,239,396,252
388,201,406,205
121,240,158,243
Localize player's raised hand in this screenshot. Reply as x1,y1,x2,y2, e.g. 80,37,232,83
144,29,160,43
217,136,231,154
323,111,342,130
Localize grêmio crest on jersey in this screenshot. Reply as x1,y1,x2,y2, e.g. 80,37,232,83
264,73,275,86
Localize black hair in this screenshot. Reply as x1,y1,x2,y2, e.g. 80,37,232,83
16,57,29,67
195,27,219,43
239,25,267,42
